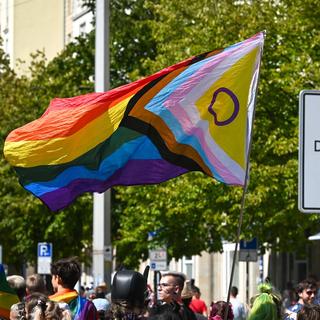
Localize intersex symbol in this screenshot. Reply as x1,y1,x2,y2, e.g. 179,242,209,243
208,87,239,126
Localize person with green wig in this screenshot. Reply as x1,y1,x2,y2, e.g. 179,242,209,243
248,283,282,320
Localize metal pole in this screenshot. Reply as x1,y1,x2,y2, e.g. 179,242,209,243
246,260,249,304
93,0,112,291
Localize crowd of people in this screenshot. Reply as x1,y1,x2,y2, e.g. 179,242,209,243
3,257,320,320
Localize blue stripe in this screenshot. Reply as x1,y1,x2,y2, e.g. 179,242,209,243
150,106,223,181
145,56,214,115
143,56,225,180
25,136,162,196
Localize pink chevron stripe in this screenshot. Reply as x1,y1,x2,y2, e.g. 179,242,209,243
162,49,244,183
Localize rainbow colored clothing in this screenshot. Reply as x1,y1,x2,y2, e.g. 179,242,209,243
49,289,97,320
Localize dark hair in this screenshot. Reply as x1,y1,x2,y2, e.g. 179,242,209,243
192,286,200,295
25,293,48,319
231,286,238,297
297,304,320,320
45,301,63,320
210,301,234,320
163,273,185,290
26,274,46,294
96,285,107,298
297,280,317,294
51,257,81,289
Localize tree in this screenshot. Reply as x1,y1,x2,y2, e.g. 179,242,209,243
0,36,95,268
2,0,320,270
0,0,157,268
112,0,320,268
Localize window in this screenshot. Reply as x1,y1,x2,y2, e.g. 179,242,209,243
182,256,194,279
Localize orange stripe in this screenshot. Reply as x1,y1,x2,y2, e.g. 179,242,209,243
128,67,211,176
49,290,78,303
6,84,145,142
6,50,210,143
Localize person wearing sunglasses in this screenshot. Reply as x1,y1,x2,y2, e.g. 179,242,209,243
149,272,196,320
285,279,317,320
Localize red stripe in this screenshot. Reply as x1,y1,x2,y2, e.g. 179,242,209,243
6,51,209,142
0,306,10,320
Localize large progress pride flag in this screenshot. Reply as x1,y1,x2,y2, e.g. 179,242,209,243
4,32,264,211
0,264,19,319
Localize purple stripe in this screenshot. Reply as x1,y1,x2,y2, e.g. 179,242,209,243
40,159,188,211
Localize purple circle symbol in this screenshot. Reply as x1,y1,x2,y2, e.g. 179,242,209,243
208,87,240,126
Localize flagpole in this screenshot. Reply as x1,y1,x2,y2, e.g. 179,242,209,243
223,32,265,320
93,0,112,290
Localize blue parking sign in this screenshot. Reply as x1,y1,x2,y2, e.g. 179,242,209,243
38,243,52,257
240,238,257,250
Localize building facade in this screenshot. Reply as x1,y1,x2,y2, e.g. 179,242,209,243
141,240,320,307
0,0,93,73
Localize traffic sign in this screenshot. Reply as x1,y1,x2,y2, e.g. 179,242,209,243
149,247,167,271
38,243,52,257
37,242,52,274
239,250,258,262
299,90,320,213
149,249,167,261
240,238,257,250
150,261,167,271
104,245,112,262
239,239,258,262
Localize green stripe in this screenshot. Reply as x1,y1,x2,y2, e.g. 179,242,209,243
0,265,16,295
0,292,19,307
15,126,142,184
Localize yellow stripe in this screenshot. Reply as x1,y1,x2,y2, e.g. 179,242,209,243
4,96,130,167
197,48,259,168
50,291,78,303
0,292,19,307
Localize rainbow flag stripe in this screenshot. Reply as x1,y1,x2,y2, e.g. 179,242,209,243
4,32,264,211
0,264,19,319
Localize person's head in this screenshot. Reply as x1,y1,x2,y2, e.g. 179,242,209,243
248,283,282,320
230,286,238,298
297,304,320,320
93,298,110,320
50,257,81,291
96,285,107,298
7,275,26,301
192,286,201,299
297,279,317,305
209,301,234,320
181,280,194,306
25,293,48,320
26,274,46,295
158,272,186,303
44,301,64,320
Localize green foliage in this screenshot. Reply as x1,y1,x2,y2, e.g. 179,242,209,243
1,0,320,270
0,35,95,268
112,0,320,268
0,0,156,268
